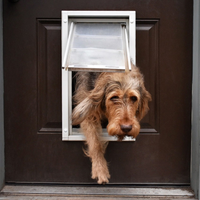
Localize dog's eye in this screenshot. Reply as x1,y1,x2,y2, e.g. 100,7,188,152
130,96,138,102
110,96,119,101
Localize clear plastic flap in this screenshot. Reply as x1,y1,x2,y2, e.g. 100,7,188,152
67,23,126,71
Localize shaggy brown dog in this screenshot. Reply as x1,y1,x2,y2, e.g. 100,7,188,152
72,64,151,184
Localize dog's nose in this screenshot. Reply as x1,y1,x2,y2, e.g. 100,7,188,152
120,124,132,133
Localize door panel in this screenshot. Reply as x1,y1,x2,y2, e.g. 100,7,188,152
136,19,159,133
37,19,62,134
37,19,159,134
4,0,193,184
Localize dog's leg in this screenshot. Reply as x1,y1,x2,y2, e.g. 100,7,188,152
81,117,110,184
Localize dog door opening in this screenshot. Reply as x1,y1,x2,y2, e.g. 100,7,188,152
62,11,136,141
72,71,108,129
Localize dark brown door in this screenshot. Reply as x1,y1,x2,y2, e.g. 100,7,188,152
4,1,193,184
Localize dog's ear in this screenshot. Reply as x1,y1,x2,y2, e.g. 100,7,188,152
136,86,152,121
72,79,106,125
130,62,152,120
72,97,94,125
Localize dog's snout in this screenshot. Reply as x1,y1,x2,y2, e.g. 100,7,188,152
120,124,132,133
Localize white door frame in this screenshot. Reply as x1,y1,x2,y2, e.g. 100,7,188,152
0,0,4,191
191,0,200,199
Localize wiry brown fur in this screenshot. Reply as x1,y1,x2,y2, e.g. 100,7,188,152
72,64,151,184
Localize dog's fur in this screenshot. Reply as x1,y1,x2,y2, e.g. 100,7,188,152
72,64,151,184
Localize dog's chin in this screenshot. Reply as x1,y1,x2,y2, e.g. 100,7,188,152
107,128,139,141
116,133,138,141
117,134,125,141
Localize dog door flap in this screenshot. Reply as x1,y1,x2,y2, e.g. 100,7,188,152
63,22,131,72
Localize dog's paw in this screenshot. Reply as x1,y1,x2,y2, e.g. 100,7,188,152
92,163,110,184
92,170,110,184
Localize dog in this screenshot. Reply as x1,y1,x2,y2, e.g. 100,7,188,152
72,64,151,184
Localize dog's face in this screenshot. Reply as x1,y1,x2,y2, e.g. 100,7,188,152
102,72,145,140
105,87,141,140
72,67,151,141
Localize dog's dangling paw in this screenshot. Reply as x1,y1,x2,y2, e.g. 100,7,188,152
91,163,110,184
92,172,110,184
97,174,110,184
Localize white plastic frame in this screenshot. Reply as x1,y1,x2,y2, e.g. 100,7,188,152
62,11,136,141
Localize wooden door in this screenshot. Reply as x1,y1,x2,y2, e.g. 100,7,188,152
4,0,193,184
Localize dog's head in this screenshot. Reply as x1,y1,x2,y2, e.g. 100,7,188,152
72,65,151,140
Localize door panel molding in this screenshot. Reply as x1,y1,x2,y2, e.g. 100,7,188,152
136,19,160,134
37,19,62,134
37,19,160,135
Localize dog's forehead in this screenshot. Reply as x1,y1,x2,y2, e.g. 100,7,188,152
102,72,141,96
116,73,140,90
105,82,140,99
107,88,140,99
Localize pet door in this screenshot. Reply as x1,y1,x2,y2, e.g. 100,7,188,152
62,11,136,141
